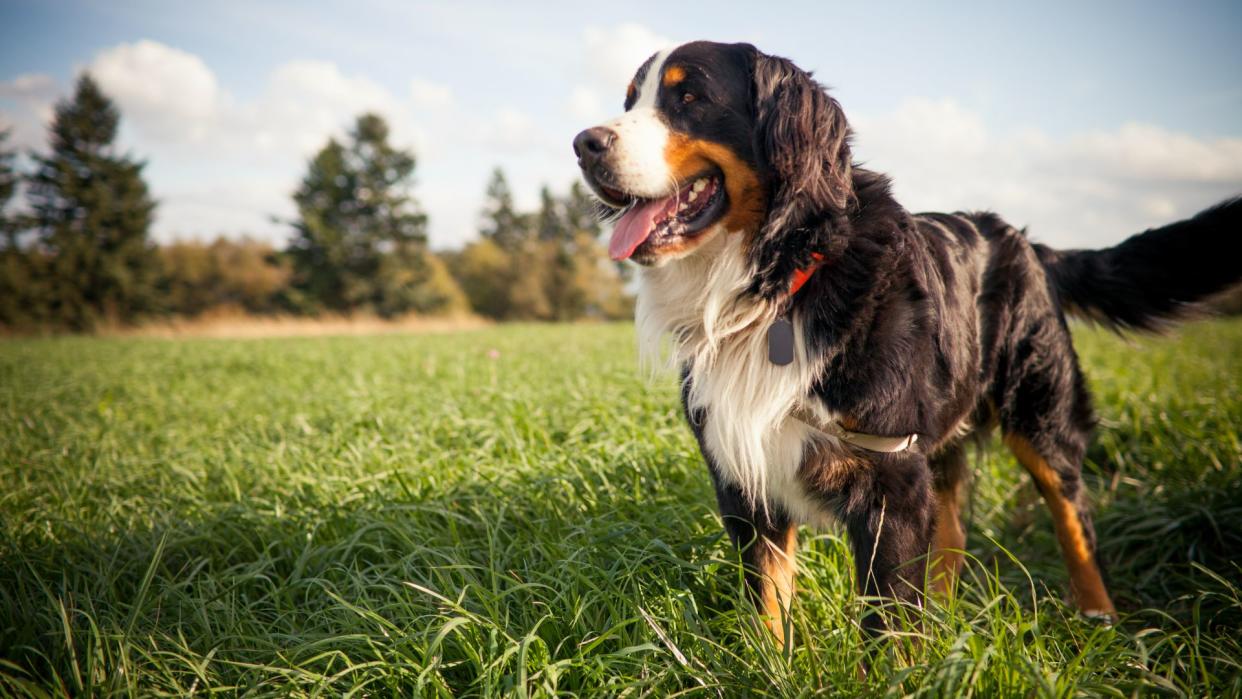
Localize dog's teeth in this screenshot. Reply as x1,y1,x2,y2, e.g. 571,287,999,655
688,191,698,202
693,178,707,192
679,202,689,211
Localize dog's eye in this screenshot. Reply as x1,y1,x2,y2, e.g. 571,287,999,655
681,91,696,105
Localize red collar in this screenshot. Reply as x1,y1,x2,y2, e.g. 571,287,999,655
788,253,826,296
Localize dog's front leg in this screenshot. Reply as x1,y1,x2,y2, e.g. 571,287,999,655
682,371,799,647
842,452,934,636
712,478,799,649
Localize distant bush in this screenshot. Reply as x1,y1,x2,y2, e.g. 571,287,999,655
159,237,292,316
450,170,629,321
374,245,469,318
444,238,511,320
0,248,55,333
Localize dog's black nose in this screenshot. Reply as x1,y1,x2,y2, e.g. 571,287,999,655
573,127,616,163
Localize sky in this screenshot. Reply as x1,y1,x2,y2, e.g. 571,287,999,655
1,0,1240,251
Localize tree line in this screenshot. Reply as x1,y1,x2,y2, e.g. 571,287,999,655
0,74,629,333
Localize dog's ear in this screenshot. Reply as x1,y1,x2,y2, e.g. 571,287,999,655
740,45,855,298
750,47,854,233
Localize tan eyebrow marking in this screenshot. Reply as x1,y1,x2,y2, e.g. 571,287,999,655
662,65,686,87
626,81,636,102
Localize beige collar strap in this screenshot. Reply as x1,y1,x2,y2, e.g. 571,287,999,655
790,408,919,454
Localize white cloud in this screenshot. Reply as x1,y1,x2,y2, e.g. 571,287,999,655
246,59,412,157
265,60,395,114
1140,195,1177,220
409,78,454,109
851,97,1242,248
0,73,58,101
156,178,295,239
83,42,420,162
567,23,674,127
581,23,673,90
0,73,58,150
1064,123,1242,183
91,40,221,143
567,86,603,122
479,107,538,152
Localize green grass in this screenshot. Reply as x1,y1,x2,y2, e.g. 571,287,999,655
1,319,1240,697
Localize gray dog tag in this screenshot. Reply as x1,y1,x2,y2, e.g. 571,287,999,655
768,316,794,365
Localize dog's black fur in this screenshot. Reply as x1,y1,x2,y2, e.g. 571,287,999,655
578,40,1242,638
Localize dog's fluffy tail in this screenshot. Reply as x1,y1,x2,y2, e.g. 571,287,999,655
1035,198,1242,332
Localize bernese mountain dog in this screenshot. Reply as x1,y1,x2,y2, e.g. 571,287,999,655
573,40,1242,646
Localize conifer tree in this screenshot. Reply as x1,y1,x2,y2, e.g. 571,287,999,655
536,185,582,320
26,74,159,329
287,112,461,316
0,128,45,329
536,185,568,242
563,181,602,240
479,168,530,253
0,129,19,248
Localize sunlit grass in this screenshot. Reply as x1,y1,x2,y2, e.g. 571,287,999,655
1,319,1240,696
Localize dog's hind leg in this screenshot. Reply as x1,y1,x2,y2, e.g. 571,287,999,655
989,263,1116,619
1004,432,1115,619
929,443,969,598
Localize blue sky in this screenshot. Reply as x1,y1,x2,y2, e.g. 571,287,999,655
2,0,1240,249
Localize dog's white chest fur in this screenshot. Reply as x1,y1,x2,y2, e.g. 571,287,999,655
635,235,835,525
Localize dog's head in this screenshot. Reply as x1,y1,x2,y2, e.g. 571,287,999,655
574,41,854,269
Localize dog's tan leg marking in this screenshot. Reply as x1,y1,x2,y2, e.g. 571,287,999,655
931,482,966,598
1005,435,1115,618
758,525,798,648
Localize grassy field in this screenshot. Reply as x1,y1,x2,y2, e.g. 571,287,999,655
1,319,1240,697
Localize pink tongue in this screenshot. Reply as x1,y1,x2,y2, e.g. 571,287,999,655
609,197,671,261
